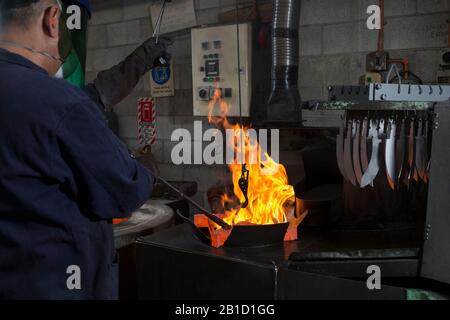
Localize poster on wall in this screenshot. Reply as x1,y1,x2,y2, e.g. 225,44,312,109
150,63,175,97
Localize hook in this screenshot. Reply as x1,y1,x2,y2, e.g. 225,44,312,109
238,164,249,209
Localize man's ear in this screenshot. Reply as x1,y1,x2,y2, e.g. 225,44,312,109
42,5,60,38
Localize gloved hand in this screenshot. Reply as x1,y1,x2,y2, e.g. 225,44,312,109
135,37,173,69
92,37,173,110
136,153,160,183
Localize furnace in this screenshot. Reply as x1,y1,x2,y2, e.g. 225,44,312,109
135,101,450,299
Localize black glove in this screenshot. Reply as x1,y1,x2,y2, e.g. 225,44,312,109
93,37,173,110
136,153,160,182
135,36,173,68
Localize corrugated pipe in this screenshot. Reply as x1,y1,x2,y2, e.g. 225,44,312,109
267,0,301,122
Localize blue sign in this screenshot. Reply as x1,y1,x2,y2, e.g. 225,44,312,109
152,66,171,85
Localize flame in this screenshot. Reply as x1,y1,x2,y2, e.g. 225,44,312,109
207,88,295,227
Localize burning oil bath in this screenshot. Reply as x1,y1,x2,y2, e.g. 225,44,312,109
194,88,307,248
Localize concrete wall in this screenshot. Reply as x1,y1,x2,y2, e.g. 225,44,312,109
86,0,449,206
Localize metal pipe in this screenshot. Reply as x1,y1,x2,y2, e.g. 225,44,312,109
377,0,385,52
448,17,450,48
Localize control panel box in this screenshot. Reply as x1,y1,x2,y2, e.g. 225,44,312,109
191,23,252,117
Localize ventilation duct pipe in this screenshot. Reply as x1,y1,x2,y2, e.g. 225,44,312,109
267,0,301,123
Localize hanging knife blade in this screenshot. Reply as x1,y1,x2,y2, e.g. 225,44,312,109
415,119,426,182
360,117,370,174
385,119,396,190
404,118,415,188
396,118,406,185
361,119,382,188
344,120,357,186
336,120,347,181
353,120,363,187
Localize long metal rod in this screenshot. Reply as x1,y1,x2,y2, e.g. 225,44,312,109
152,0,168,43
157,176,232,229
234,0,250,209
234,0,245,158
235,0,244,128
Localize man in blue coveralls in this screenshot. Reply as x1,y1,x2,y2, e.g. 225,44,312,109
0,0,171,299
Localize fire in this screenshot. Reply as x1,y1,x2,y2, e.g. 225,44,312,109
207,88,295,227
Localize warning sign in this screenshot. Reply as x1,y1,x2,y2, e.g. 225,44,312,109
138,97,156,146
150,63,175,97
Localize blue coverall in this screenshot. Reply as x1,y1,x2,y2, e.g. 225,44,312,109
0,48,155,299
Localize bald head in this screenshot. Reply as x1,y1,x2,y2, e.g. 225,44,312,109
0,0,64,75
0,0,58,31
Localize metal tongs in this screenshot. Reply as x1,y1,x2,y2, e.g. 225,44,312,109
152,0,169,44
158,176,232,230
152,0,171,65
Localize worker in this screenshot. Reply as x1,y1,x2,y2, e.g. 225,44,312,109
0,0,170,299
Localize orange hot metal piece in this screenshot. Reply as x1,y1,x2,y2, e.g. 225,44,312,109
194,213,233,247
194,213,225,228
284,226,297,241
210,227,233,248
113,218,129,225
284,209,309,241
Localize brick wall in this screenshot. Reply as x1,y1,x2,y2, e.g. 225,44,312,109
86,0,449,207
298,0,449,101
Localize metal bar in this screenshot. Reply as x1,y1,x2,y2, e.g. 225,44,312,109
152,0,168,43
370,83,450,102
328,84,450,103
